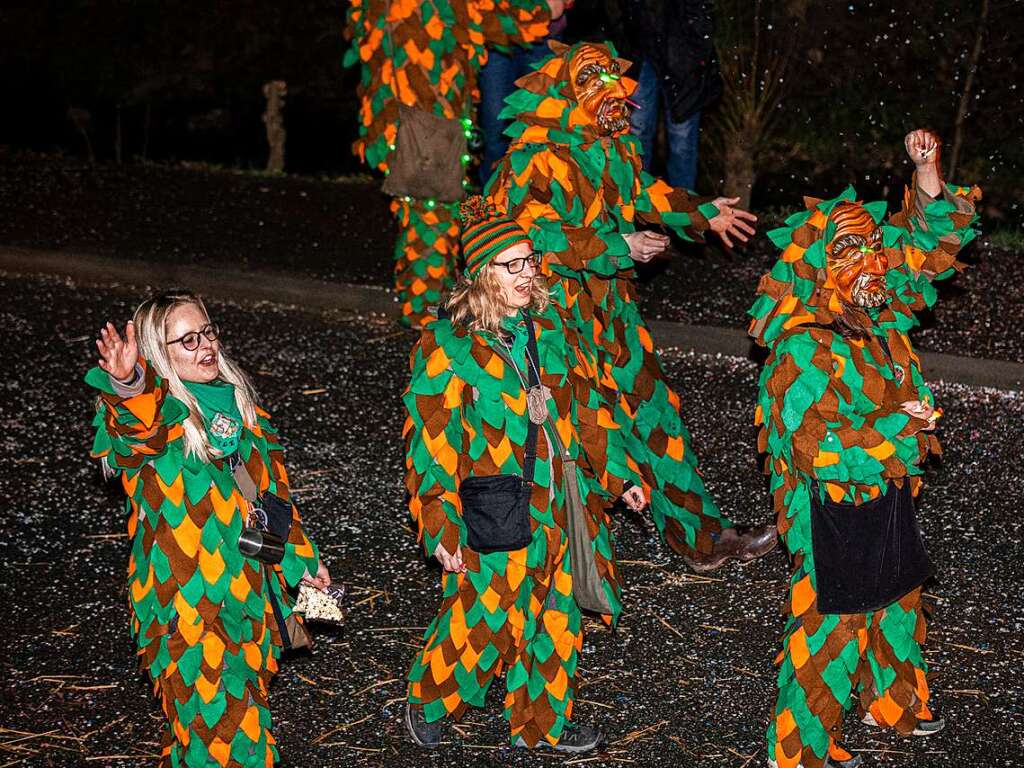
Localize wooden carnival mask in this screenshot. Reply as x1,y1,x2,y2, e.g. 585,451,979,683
826,202,889,309
566,43,633,136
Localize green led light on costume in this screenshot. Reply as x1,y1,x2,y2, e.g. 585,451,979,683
599,73,621,83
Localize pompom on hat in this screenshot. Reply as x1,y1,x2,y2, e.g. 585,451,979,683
459,196,533,279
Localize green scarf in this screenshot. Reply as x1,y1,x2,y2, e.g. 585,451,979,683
184,379,242,457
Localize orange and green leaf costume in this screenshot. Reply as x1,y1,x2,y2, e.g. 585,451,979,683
749,178,980,768
485,41,732,559
343,0,550,327
403,306,635,746
86,362,320,768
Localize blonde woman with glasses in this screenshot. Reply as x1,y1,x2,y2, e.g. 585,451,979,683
87,290,330,768
403,198,644,754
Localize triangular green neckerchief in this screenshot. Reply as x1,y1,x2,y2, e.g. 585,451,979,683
183,379,242,457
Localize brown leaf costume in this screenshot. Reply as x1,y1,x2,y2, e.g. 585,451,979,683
343,0,551,327
749,179,981,768
403,304,635,745
86,362,321,767
485,41,734,558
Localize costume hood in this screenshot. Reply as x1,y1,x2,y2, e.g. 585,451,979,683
499,40,637,148
748,182,981,349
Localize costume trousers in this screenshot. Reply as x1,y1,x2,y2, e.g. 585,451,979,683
407,525,582,747
391,198,461,328
552,273,731,556
150,611,280,768
769,535,931,768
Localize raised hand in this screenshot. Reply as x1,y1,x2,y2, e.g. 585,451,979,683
546,0,566,20
905,129,941,168
96,321,139,382
708,197,758,249
624,230,670,263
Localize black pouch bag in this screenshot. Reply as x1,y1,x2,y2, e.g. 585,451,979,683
459,473,533,554
810,481,932,614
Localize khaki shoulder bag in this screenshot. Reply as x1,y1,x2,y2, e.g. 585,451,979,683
380,10,468,202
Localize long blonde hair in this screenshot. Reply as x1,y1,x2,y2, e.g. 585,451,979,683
445,264,550,335
132,290,259,462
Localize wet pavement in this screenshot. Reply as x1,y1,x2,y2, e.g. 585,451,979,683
1,153,1020,363
0,273,1021,767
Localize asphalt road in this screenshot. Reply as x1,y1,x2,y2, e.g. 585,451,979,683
1,154,1019,363
0,273,1021,767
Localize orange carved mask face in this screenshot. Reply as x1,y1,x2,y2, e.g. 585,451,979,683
826,202,888,308
569,45,630,135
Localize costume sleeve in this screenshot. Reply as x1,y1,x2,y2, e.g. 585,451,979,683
496,145,633,276
886,173,982,311
634,171,718,242
404,331,469,557
257,410,322,588
473,0,550,49
85,359,189,472
758,333,930,494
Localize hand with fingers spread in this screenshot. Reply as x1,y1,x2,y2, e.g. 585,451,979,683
708,196,758,249
433,542,467,573
624,230,670,263
96,321,139,382
621,485,646,513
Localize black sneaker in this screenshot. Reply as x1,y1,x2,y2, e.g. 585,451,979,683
404,703,445,748
515,722,604,753
861,711,945,737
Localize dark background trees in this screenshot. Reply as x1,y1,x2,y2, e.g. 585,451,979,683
1,0,1020,223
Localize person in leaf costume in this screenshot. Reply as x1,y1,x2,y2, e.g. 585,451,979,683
485,40,775,570
403,197,644,753
749,130,981,768
87,292,330,768
343,0,559,328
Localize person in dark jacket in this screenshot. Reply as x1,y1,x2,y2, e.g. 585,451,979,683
598,0,722,189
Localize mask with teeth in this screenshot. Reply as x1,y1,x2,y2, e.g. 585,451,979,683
826,202,889,309
568,44,632,136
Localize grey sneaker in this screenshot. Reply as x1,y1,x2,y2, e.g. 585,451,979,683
768,751,864,767
404,703,445,748
825,755,864,767
861,711,945,737
514,722,604,753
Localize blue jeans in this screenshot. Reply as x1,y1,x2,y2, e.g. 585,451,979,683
629,58,702,190
477,40,555,187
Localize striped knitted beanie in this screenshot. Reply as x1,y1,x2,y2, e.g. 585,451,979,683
459,196,532,278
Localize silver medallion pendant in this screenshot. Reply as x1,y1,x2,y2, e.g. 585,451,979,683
527,385,550,425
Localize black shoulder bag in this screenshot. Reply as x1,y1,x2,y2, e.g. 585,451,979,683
810,480,932,614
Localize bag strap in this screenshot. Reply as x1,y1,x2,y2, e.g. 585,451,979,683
523,311,572,463
520,310,542,485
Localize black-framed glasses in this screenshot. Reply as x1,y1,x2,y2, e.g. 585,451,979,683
494,251,542,275
167,323,219,351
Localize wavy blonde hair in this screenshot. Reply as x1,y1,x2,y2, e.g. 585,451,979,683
132,290,259,462
444,262,550,335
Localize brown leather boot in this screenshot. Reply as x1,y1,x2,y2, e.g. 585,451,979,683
735,523,779,561
681,524,778,573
